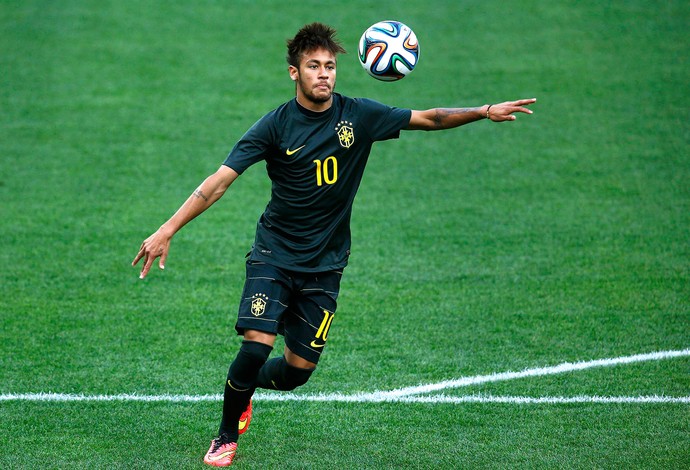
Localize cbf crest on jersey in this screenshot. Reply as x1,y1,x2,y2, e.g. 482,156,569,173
335,120,354,148
250,293,268,317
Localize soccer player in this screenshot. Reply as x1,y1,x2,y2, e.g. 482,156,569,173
132,22,535,467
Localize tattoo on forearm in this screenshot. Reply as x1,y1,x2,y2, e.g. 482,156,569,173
193,189,209,201
434,108,474,128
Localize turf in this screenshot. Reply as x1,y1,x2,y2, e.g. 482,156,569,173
1,0,688,468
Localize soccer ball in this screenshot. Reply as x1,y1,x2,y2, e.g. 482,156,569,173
358,20,419,81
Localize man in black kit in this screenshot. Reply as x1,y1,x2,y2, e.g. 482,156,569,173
132,22,535,467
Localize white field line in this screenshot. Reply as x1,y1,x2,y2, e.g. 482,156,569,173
1,348,688,405
256,393,690,404
372,348,690,399
1,392,688,404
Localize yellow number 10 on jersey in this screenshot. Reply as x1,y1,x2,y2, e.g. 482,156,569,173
313,156,338,186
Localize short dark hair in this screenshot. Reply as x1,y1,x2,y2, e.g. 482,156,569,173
286,22,346,67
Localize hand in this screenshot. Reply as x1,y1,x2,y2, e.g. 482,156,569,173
487,98,536,122
132,228,172,279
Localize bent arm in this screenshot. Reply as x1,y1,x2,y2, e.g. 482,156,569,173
132,164,239,278
406,98,536,131
162,164,239,235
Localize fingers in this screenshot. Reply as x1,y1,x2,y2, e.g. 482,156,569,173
133,236,169,279
131,244,146,267
140,255,154,279
512,98,537,106
513,106,533,115
508,99,536,116
491,99,536,122
138,249,165,279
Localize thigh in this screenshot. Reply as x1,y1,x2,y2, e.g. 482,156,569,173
283,270,342,365
234,261,292,336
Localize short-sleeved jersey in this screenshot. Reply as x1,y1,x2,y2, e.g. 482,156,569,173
223,93,411,272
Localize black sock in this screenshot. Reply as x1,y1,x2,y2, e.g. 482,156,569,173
218,340,272,441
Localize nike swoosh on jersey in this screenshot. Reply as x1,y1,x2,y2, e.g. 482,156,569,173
286,145,306,155
310,340,326,348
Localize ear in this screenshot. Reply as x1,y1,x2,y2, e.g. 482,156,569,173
288,65,298,81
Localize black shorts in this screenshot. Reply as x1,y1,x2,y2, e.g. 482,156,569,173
235,260,342,364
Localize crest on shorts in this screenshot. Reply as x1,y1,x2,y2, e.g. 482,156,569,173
335,120,354,148
250,293,268,317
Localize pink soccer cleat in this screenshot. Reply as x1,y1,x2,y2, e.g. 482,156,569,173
238,399,252,435
203,438,237,467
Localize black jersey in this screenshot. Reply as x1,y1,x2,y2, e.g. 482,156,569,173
223,93,411,272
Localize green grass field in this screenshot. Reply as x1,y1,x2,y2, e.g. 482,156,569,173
1,1,688,468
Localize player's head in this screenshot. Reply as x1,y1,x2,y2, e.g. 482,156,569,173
287,23,345,110
286,23,346,68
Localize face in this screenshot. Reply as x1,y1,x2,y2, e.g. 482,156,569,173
289,47,337,111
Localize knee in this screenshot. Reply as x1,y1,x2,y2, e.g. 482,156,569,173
282,362,314,391
228,340,273,389
257,356,315,391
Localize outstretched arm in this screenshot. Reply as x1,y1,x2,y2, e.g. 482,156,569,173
132,164,239,279
406,98,536,130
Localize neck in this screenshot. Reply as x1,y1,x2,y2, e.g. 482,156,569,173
295,94,333,112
